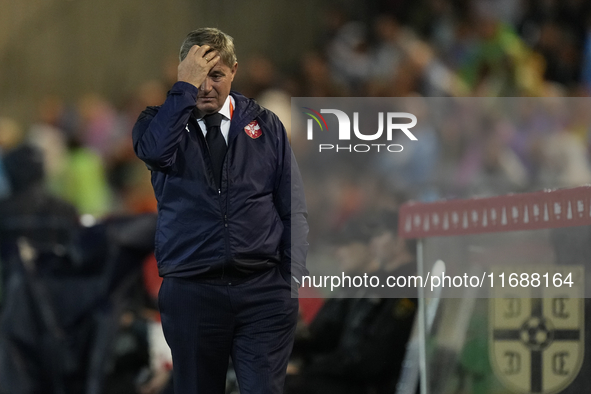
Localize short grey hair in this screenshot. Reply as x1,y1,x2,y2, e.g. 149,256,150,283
179,28,237,67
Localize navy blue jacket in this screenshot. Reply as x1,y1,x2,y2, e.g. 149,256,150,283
132,82,308,282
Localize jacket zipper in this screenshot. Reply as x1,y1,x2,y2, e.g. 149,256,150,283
197,117,229,281
219,149,232,281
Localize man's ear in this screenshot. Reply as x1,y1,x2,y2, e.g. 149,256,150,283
230,62,238,81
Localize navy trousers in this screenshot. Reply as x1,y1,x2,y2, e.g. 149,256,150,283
159,266,298,394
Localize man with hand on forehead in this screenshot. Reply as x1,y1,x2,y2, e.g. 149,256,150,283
132,28,309,394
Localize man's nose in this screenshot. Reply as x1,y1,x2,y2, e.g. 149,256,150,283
200,78,212,93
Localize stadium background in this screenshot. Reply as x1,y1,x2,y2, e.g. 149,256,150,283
2,0,591,217
1,0,591,393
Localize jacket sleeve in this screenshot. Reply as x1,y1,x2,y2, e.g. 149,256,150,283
272,114,309,283
132,82,199,171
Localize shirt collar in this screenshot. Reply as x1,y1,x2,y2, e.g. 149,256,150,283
219,95,234,120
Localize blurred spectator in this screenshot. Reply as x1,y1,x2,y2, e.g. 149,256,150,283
111,80,166,214
0,117,24,151
0,212,158,394
454,115,529,195
25,94,113,217
459,11,542,96
0,117,25,198
374,97,440,194
27,96,76,194
367,14,467,97
0,144,79,279
0,161,9,199
327,20,372,94
580,16,591,93
539,126,591,188
286,212,416,394
369,15,404,82
57,137,113,217
238,54,278,99
77,93,122,159
300,51,348,97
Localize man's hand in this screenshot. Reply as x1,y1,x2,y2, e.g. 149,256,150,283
177,45,220,88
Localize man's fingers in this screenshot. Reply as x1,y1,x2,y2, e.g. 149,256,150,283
194,44,211,58
188,44,201,56
206,55,221,68
177,45,219,87
187,45,218,64
203,50,219,63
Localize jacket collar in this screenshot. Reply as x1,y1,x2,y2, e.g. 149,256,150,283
226,91,265,145
187,91,265,146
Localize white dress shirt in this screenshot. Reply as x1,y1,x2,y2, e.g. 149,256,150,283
196,95,235,144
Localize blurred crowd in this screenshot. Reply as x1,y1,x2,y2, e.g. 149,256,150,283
2,0,591,393
1,0,590,219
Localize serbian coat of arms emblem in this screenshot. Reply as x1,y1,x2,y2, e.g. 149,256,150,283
244,120,262,139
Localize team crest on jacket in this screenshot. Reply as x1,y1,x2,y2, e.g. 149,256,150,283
244,121,262,139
